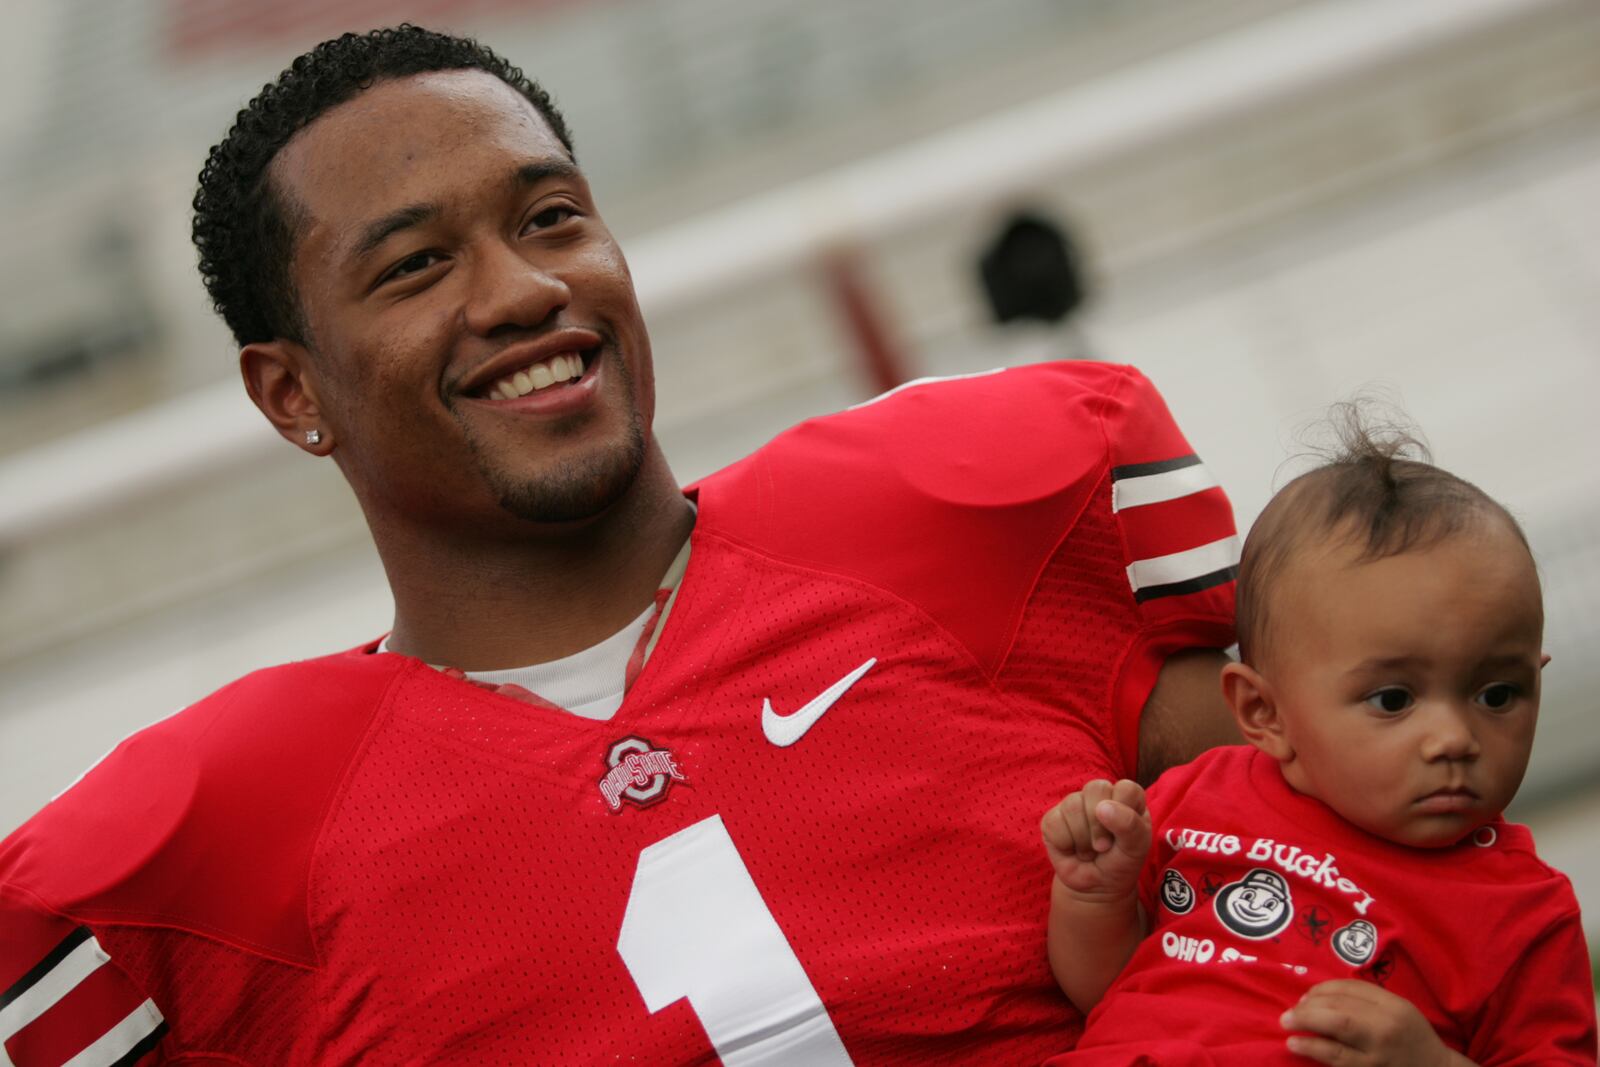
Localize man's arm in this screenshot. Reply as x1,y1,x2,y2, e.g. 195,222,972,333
1135,648,1239,785
0,887,167,1066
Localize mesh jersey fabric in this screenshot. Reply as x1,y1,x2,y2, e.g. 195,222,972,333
1047,746,1597,1066
0,361,1238,1066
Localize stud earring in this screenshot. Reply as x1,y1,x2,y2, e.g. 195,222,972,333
305,429,322,446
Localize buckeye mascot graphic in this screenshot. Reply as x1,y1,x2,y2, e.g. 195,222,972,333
1331,919,1379,966
1160,869,1196,915
1213,868,1293,939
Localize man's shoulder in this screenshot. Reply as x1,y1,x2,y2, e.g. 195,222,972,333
692,360,1151,548
685,360,1223,673
739,359,1144,469
694,358,1197,528
63,642,406,807
0,644,404,963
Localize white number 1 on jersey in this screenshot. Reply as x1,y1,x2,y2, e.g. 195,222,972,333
618,815,854,1065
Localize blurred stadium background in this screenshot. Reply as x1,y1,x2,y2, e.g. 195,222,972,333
1,0,1597,976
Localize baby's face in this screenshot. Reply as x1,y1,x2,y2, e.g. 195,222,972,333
1261,521,1544,847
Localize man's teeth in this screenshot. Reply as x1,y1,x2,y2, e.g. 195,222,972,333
488,353,585,400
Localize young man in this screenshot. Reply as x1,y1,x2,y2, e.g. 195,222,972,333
0,26,1240,1066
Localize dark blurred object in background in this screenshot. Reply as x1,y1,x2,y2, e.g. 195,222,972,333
978,211,1088,325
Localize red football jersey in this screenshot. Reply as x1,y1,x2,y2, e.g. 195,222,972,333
1,361,1237,1065
1052,747,1597,1066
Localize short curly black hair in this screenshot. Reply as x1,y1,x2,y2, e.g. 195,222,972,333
193,24,575,348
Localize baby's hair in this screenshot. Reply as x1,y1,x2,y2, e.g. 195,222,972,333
1236,401,1529,666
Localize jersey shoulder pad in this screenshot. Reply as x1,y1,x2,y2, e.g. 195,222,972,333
691,362,1136,669
0,646,404,963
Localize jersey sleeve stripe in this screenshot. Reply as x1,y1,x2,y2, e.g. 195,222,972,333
59,1002,165,1067
0,929,92,1015
55,1004,163,1067
1110,453,1201,481
1126,536,1241,600
1111,457,1218,513
1132,565,1239,604
0,930,107,1042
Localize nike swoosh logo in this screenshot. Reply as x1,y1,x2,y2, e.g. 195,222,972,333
761,658,877,747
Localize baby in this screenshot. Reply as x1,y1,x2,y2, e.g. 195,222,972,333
1041,424,1596,1065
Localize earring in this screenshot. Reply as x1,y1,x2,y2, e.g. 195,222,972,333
305,429,322,446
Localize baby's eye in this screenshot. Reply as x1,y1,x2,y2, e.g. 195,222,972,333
1364,688,1412,714
1475,683,1519,711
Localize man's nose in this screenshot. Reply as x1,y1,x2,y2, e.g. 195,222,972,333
463,240,570,334
1419,704,1481,762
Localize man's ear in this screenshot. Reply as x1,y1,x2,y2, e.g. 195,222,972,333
1221,661,1292,762
240,340,332,455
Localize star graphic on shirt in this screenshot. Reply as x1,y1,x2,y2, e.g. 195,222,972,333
1296,906,1331,945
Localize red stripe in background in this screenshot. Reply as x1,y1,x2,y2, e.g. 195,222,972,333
167,0,594,57
5,961,155,1067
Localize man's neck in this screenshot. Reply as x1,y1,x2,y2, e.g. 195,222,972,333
378,454,694,671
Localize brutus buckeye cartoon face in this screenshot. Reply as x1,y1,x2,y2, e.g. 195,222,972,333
1213,868,1293,939
1160,869,1195,914
1332,919,1378,966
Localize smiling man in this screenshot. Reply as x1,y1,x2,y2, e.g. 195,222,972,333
0,26,1240,1067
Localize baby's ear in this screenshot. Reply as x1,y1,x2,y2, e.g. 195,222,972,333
1221,662,1292,761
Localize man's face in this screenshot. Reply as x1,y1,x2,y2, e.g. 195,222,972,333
1262,521,1544,847
272,70,653,527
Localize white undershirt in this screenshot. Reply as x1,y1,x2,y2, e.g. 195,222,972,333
377,599,652,721
467,601,658,720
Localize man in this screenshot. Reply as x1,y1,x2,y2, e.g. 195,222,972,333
0,26,1239,1066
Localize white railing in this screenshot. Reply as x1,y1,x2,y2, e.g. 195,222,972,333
0,0,1564,546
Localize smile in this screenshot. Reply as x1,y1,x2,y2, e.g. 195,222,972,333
483,350,591,400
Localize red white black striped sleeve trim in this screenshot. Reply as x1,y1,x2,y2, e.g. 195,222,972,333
1,926,165,1067
1111,454,1217,512
1112,454,1240,603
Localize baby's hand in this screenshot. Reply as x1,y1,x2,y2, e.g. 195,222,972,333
1040,778,1150,901
1283,980,1471,1066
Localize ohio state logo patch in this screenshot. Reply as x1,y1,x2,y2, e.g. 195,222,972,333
598,736,686,812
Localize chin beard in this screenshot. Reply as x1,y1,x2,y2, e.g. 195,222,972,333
489,414,647,524
454,343,649,525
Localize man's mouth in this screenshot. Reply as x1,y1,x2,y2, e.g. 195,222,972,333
478,349,595,400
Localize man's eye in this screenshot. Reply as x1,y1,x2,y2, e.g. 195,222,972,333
1475,683,1518,710
1364,688,1412,714
385,252,439,281
527,206,575,230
